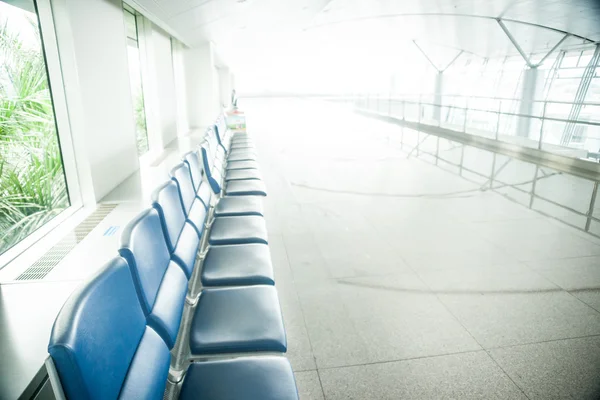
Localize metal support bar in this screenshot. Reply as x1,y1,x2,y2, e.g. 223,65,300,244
534,34,569,67
561,44,600,145
413,40,440,72
586,181,599,231
440,50,464,73
495,101,502,140
459,145,465,176
529,166,539,208
497,19,534,68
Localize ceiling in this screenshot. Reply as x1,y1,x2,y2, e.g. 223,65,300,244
129,0,600,72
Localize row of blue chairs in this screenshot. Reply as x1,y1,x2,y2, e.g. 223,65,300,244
47,117,300,399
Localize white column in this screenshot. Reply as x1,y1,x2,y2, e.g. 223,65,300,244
433,72,443,122
516,67,544,138
218,67,232,109
183,42,220,129
54,0,139,201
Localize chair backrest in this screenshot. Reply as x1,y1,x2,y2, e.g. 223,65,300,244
48,257,171,400
212,124,227,153
152,180,200,278
170,162,196,215
183,150,204,190
151,181,186,253
197,181,212,209
200,143,221,194
119,209,187,348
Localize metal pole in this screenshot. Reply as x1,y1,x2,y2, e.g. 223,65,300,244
529,166,539,208
459,145,465,176
538,101,547,150
417,96,422,157
401,100,405,150
435,136,440,165
463,99,469,133
490,153,497,189
495,100,502,140
585,181,599,232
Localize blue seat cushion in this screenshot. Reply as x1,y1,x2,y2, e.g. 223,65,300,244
225,169,262,181
189,286,286,354
179,357,298,400
230,143,255,150
225,180,267,197
227,153,257,162
214,196,263,217
209,216,268,245
228,148,256,157
201,244,274,287
226,160,259,170
171,222,200,278
230,138,254,146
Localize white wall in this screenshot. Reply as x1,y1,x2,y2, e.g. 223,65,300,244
183,42,220,129
54,0,139,201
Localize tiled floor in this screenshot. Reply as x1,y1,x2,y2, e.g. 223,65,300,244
244,98,600,399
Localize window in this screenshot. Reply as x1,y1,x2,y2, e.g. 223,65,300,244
0,1,70,257
124,5,149,155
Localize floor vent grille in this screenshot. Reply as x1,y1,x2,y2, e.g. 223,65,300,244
15,204,118,281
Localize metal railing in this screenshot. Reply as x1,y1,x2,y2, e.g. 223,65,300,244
322,94,600,162
315,93,600,237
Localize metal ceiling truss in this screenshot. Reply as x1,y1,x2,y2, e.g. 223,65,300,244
412,40,464,73
497,19,571,69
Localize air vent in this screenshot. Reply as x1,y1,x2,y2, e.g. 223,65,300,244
15,204,118,281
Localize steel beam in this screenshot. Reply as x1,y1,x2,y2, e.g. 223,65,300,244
497,19,534,68
413,40,440,72
535,34,570,67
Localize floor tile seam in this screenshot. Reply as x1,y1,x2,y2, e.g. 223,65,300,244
280,232,327,399
418,267,531,399
483,333,600,352
315,348,486,371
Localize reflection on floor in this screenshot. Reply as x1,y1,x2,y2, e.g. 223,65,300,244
245,98,600,399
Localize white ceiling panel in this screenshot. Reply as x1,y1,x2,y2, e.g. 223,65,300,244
128,0,600,71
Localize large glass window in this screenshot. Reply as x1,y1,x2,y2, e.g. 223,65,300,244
0,1,69,256
124,5,149,155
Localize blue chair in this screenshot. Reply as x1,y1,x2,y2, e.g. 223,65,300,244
119,209,188,349
200,143,267,196
153,179,273,287
169,162,208,236
201,243,275,287
119,209,285,355
48,256,299,400
151,181,201,279
214,123,254,153
187,162,262,217
172,161,264,220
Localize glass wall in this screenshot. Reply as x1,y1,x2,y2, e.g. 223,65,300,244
123,5,149,155
0,1,70,256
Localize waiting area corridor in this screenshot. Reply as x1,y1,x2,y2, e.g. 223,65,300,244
246,98,600,399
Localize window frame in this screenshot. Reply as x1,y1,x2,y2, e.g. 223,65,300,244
0,0,83,268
